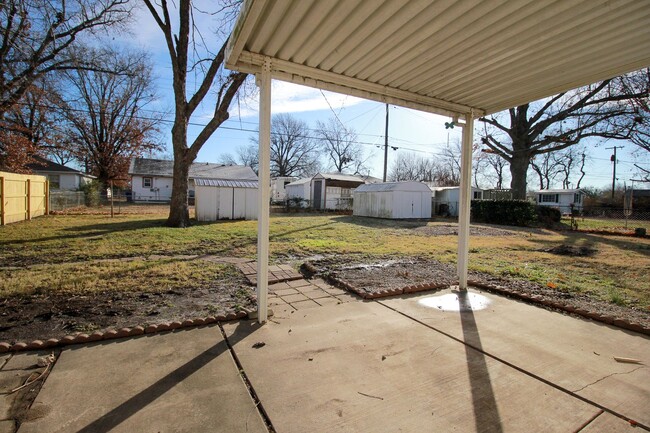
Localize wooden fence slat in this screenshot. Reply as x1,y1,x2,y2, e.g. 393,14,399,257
0,171,47,225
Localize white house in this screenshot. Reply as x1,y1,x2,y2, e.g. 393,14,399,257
195,179,258,221
271,176,296,201
431,186,484,217
128,158,257,202
285,177,312,207
353,182,432,219
535,189,584,214
27,156,94,190
311,172,381,210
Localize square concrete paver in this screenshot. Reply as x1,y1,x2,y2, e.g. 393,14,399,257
379,289,650,427
281,293,309,303
290,299,321,310
224,301,603,432
18,326,266,433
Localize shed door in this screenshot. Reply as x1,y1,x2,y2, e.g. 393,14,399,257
218,188,234,219
313,180,322,209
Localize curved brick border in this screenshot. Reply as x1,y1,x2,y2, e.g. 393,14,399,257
0,310,248,354
302,261,650,336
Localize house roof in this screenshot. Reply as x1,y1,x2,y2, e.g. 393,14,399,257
194,178,259,188
286,177,312,186
430,186,482,192
536,189,582,194
129,158,258,181
313,172,380,183
27,156,89,176
226,0,650,118
355,181,432,193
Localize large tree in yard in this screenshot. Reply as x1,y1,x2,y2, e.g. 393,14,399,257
315,117,367,174
250,113,321,177
56,48,161,186
479,70,649,199
0,0,132,169
143,0,247,227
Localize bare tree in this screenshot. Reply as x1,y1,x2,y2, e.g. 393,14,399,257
388,152,457,185
251,113,321,177
56,48,161,186
477,150,508,189
479,70,650,199
554,146,585,189
219,143,259,174
315,117,367,174
143,0,248,227
0,0,131,117
530,153,558,190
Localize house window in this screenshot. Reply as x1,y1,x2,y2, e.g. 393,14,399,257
539,194,558,203
340,188,352,198
473,191,482,200
48,175,60,189
142,177,153,188
574,193,582,204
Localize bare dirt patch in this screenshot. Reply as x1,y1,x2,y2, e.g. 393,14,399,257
0,272,255,344
542,244,597,257
307,256,650,329
411,224,516,237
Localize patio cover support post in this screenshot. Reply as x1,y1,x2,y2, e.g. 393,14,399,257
256,57,272,324
457,113,474,291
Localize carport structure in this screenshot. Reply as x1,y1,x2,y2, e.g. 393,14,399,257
225,0,650,323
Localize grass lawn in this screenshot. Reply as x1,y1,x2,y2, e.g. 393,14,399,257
1,207,649,309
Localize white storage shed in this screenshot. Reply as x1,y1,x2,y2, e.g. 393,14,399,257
285,177,312,206
195,179,258,221
354,182,432,219
431,186,484,217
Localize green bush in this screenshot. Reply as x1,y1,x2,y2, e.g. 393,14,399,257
471,200,537,226
535,205,561,225
81,180,102,207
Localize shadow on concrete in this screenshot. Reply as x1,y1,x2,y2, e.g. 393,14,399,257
458,291,503,433
75,322,256,433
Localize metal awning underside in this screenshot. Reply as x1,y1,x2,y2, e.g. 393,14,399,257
226,0,650,118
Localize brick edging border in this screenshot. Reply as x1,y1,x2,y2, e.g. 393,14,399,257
0,310,249,354
301,261,650,336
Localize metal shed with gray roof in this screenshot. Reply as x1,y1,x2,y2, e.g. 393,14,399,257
354,182,432,219
194,178,258,221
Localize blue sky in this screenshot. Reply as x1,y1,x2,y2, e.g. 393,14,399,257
128,4,648,191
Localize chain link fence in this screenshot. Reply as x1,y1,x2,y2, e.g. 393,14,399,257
573,206,650,232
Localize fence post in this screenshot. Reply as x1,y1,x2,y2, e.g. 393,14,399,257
0,176,4,226
45,179,50,215
26,178,31,220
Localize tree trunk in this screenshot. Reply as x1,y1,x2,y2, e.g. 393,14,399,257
166,123,191,227
509,154,530,200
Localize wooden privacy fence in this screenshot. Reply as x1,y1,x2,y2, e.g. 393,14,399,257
0,171,49,226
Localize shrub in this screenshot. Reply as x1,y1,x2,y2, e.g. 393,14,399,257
471,200,537,226
81,180,102,207
536,206,562,225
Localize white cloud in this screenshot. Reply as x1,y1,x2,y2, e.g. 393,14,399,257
237,82,366,118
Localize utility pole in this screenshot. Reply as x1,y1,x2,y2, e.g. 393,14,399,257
383,103,389,182
606,146,620,199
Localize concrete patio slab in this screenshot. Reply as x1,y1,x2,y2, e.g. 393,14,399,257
18,326,266,433
224,301,605,433
379,289,650,427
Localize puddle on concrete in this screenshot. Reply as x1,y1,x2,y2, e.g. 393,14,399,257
418,292,491,312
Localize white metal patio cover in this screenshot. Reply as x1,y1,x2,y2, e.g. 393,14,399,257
225,0,650,323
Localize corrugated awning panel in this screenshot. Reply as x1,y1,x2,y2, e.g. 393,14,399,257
227,0,650,117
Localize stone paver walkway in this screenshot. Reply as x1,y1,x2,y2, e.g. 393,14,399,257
237,262,303,285
267,278,360,313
